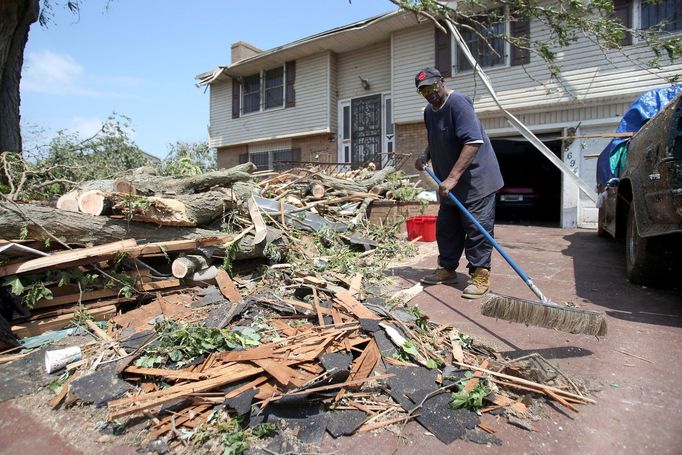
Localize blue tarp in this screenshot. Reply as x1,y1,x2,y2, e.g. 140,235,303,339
596,86,682,186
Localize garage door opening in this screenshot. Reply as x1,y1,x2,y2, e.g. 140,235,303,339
492,137,562,226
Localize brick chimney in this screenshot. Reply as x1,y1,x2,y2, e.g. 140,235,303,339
231,41,262,64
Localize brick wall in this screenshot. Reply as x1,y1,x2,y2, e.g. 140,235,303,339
292,133,337,163
216,144,247,169
396,122,427,171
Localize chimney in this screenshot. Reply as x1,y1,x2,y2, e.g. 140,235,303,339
231,41,262,64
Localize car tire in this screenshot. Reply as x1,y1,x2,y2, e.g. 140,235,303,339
625,203,658,285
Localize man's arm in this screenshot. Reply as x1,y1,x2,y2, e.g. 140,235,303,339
438,143,480,197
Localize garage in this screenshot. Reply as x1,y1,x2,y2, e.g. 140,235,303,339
491,136,562,226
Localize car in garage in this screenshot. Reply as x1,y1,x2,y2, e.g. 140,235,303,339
597,91,682,285
496,185,541,209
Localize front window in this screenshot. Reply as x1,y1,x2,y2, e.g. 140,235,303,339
641,0,682,32
242,74,261,114
264,67,284,109
242,66,285,114
457,9,506,72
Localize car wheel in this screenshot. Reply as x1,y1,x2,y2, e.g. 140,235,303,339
625,203,658,285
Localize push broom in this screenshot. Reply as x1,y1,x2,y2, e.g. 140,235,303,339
423,167,607,336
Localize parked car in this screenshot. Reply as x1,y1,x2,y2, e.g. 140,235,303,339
496,185,541,209
597,93,682,285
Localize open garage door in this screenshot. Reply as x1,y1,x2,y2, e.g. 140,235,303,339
492,136,562,226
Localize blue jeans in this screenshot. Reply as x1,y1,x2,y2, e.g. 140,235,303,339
436,192,496,273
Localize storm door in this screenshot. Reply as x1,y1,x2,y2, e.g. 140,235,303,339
350,94,382,169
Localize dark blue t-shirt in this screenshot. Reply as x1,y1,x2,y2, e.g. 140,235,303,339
424,91,504,203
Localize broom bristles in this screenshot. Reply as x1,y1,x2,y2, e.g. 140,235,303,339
481,292,607,337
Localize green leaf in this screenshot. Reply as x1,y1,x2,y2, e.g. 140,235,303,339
402,341,419,357
6,276,24,295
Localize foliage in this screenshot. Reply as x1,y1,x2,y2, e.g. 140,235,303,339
193,411,276,455
71,307,94,328
136,319,261,368
222,242,240,274
393,0,681,77
2,114,154,201
162,141,216,176
4,276,52,309
450,372,489,410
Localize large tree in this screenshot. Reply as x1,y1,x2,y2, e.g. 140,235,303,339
0,0,39,152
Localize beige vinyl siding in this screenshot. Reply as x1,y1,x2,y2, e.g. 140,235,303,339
337,41,391,100
392,20,682,125
392,24,434,124
209,52,332,148
329,53,338,133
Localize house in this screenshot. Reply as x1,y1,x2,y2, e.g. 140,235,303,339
197,1,682,228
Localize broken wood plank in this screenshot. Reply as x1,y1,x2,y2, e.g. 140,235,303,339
123,366,208,381
214,269,242,302
334,292,380,320
86,319,128,357
462,359,489,393
357,414,413,433
12,305,117,338
253,359,308,388
49,371,81,409
139,278,182,291
336,339,380,401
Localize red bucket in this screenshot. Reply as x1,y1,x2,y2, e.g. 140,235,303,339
405,216,437,242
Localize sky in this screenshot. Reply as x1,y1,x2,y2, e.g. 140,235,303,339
20,0,396,159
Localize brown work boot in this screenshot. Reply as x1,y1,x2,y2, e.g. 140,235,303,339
462,268,490,299
421,267,458,285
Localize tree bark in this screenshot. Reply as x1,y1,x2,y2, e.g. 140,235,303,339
0,0,39,152
112,162,257,196
0,203,223,244
103,189,237,227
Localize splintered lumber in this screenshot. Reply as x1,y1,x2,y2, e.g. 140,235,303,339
453,361,595,404
0,204,227,244
12,304,117,338
314,166,396,193
253,359,308,387
247,196,267,244
172,254,210,278
107,363,264,419
123,366,208,381
0,239,137,277
336,339,380,401
109,190,236,227
77,190,112,216
33,287,121,310
113,162,257,196
214,269,242,302
86,319,127,357
334,292,381,320
50,371,81,409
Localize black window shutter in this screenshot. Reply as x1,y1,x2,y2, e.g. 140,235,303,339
434,24,452,77
510,18,531,66
238,153,248,164
291,147,301,162
612,0,632,46
285,60,296,108
232,79,241,118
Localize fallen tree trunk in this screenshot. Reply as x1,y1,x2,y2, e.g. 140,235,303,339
0,203,223,244
314,166,396,193
78,190,238,226
172,254,211,278
113,162,257,196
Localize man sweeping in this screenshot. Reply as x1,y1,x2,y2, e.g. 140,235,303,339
414,67,504,299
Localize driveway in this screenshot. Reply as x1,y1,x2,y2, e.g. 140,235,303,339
325,224,682,454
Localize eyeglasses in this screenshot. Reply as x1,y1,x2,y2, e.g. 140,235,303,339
418,83,439,97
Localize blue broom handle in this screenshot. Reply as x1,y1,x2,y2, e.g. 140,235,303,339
423,166,533,285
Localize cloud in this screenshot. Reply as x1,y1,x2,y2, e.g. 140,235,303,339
21,50,140,97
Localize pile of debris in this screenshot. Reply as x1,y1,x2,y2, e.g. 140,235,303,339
0,162,594,453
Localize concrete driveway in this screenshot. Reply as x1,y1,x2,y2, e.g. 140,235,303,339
325,224,682,454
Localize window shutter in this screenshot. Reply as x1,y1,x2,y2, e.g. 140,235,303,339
434,24,452,77
291,147,301,163
232,79,241,118
510,18,531,66
612,0,632,45
239,153,248,164
285,60,296,108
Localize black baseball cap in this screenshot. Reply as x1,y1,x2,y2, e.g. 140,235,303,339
415,67,442,88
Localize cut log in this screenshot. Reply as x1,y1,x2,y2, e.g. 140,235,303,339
112,162,257,196
307,183,326,199
77,190,113,216
172,254,210,279
105,190,237,227
0,204,225,244
55,190,80,212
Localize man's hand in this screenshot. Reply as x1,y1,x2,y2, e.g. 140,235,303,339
439,177,458,197
415,156,427,171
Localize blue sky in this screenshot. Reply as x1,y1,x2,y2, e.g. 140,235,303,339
20,0,395,159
